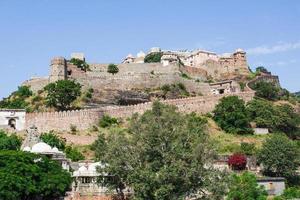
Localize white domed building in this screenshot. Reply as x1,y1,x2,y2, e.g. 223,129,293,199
23,141,71,171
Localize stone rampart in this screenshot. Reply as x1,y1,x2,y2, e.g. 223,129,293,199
25,92,255,132
25,109,103,132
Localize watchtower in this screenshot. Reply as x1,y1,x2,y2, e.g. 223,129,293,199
49,57,67,83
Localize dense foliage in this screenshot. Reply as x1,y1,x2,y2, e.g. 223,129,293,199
0,86,33,110
227,172,267,200
41,132,84,161
213,96,252,134
160,83,189,98
258,134,300,184
99,115,119,128
247,99,300,139
252,82,280,100
0,151,72,200
44,80,81,111
144,52,163,63
69,58,90,71
0,130,22,150
93,102,228,200
274,187,300,200
107,63,119,75
255,66,270,74
228,153,247,170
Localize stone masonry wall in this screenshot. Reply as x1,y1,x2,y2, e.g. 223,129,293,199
25,91,255,132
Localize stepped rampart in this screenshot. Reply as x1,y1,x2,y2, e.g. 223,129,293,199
25,91,255,132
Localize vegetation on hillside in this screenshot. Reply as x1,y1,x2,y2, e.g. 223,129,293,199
227,172,267,200
107,63,119,75
0,86,33,111
258,134,300,185
144,52,163,63
69,58,90,71
92,102,228,199
44,80,82,111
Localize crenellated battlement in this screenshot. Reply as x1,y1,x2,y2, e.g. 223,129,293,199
25,91,255,132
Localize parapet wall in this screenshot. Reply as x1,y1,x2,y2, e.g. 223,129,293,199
25,109,103,133
25,91,255,132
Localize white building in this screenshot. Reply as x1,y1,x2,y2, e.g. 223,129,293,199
0,109,26,131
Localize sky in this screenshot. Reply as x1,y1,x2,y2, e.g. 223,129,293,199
0,0,299,98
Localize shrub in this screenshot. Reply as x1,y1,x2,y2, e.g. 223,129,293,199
14,86,33,98
70,58,90,71
40,132,66,151
252,82,280,100
65,146,85,161
70,124,77,134
107,63,119,75
180,73,191,79
228,153,247,170
213,96,252,134
240,142,256,156
144,52,163,63
99,115,119,128
0,131,22,150
274,187,300,199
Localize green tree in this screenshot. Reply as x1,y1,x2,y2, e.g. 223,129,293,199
107,63,119,75
256,66,269,74
0,151,72,200
274,187,300,200
227,172,267,200
14,86,33,98
93,102,228,200
213,96,252,134
65,146,84,162
99,115,119,128
44,80,81,111
252,82,280,100
0,130,22,150
258,134,300,184
40,132,66,151
144,52,163,63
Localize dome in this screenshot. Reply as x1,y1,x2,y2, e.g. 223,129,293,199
78,166,88,172
52,147,59,153
235,48,245,53
23,146,31,152
31,142,52,153
137,51,146,58
126,54,134,58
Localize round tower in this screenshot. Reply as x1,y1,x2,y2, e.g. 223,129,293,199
49,57,67,83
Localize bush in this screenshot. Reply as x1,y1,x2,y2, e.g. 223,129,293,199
274,187,300,199
65,146,85,161
70,58,90,71
107,63,119,75
213,96,252,134
70,124,77,134
14,86,33,98
40,132,66,151
240,142,256,156
0,131,22,150
252,82,280,100
99,115,119,128
144,52,163,63
180,73,191,79
228,153,247,170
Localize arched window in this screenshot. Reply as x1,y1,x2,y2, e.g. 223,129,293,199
8,118,16,129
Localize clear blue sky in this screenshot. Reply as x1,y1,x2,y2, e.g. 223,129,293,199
0,0,299,98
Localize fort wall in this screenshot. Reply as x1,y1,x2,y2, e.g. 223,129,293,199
25,91,255,132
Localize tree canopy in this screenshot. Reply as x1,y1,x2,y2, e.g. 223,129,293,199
44,80,81,111
0,130,22,150
227,172,267,200
0,151,72,200
258,134,300,184
92,102,228,200
144,52,163,63
252,82,280,100
213,96,252,134
0,86,33,110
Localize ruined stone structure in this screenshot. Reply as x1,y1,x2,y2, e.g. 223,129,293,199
25,91,254,132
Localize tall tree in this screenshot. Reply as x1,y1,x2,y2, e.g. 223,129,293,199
258,134,300,184
227,172,267,200
93,102,228,200
44,80,81,111
0,151,72,200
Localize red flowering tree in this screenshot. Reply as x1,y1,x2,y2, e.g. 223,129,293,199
228,153,247,170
